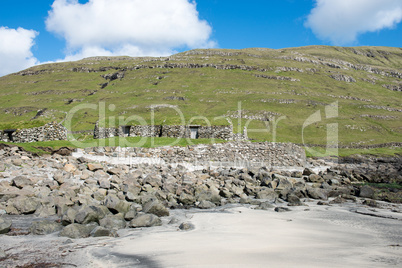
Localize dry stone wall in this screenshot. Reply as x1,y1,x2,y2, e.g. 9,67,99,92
83,141,306,167
94,122,244,141
0,122,67,143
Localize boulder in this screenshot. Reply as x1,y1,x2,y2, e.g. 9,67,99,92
90,226,116,237
30,220,62,235
306,187,328,200
11,196,39,214
287,194,303,206
303,168,315,176
87,163,103,172
0,217,12,234
62,208,78,225
129,214,162,228
103,195,131,214
308,174,324,183
274,207,291,212
179,193,196,206
179,222,195,231
359,185,375,199
75,206,101,224
256,187,278,201
197,200,216,209
59,223,98,239
12,176,33,189
63,163,77,173
142,200,169,217
99,214,126,230
256,202,275,210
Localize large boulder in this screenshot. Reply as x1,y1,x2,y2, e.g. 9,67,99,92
306,187,328,200
256,187,278,201
129,214,162,228
59,223,98,239
30,220,62,235
142,200,169,217
99,214,126,230
103,195,130,214
11,196,39,214
90,226,115,237
0,217,12,234
12,176,33,189
359,185,375,199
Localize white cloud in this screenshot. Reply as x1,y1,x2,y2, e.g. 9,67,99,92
305,0,402,45
46,0,215,60
0,27,39,77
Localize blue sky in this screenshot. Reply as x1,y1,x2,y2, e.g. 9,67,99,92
0,0,401,76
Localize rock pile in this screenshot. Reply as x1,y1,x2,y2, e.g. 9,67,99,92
0,144,399,239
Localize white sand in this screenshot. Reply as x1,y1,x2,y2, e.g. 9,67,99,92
1,202,401,267
85,202,401,268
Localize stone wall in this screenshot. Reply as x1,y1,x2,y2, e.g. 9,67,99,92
94,122,246,141
0,122,67,143
82,141,306,167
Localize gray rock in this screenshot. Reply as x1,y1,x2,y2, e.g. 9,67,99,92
179,222,195,231
274,207,291,212
256,187,278,200
256,202,275,210
306,187,328,200
359,185,375,199
104,195,130,214
11,196,39,214
287,194,303,206
30,220,62,235
142,200,169,217
303,168,315,176
124,209,137,221
195,190,221,205
0,249,6,259
59,223,98,239
129,214,162,228
308,174,324,183
0,217,12,234
12,176,33,189
197,200,216,209
90,226,116,237
179,193,196,206
75,206,99,224
62,208,78,226
100,214,126,230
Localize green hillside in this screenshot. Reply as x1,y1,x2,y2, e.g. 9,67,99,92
0,45,401,146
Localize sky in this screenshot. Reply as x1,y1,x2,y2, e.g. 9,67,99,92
0,0,401,77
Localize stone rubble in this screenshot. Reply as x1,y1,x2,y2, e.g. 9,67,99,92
0,142,400,240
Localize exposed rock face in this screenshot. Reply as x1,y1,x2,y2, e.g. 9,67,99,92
330,74,356,82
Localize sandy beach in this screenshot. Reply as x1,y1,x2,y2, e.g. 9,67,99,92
2,200,401,267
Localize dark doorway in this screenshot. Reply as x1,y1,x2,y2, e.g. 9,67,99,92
4,129,16,142
190,127,199,139
122,126,131,137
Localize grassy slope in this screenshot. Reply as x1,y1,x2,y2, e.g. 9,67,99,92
0,46,401,149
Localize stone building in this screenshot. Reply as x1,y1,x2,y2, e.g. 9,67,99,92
93,122,248,141
0,122,67,143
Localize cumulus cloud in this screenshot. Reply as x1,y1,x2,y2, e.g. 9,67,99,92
46,0,215,60
305,0,402,45
0,27,39,77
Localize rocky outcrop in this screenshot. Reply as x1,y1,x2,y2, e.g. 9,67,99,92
330,74,356,83
382,84,402,92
